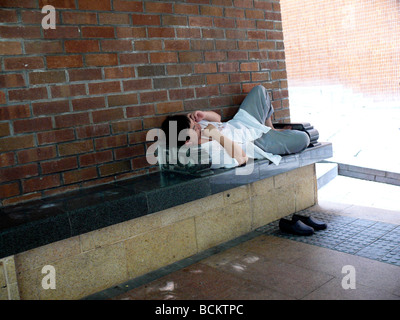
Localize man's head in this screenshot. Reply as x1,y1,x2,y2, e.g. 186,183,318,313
161,114,201,147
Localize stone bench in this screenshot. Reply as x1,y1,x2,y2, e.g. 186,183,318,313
0,142,332,300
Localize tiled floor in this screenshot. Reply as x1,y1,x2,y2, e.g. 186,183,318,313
88,175,400,300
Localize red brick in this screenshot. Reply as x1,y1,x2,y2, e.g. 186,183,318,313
111,119,142,133
13,117,53,133
194,63,217,74
0,152,15,167
41,157,78,174
72,97,106,111
238,40,258,50
104,66,135,79
236,19,255,29
200,5,223,16
240,62,259,71
150,52,178,64
126,104,155,118
220,83,241,95
20,9,60,25
123,79,152,91
0,74,25,88
231,72,250,82
178,52,203,63
164,40,190,51
79,150,113,167
0,123,10,137
268,51,285,60
63,167,98,184
131,14,160,26
65,40,99,53
168,88,195,100
148,27,175,38
4,57,44,70
0,9,18,23
68,68,102,81
225,7,244,18
88,81,121,95
176,28,201,39
0,164,38,183
39,0,76,9
206,74,229,85
146,2,172,13
54,112,90,128
44,26,80,39
76,124,110,139
134,40,162,51
116,27,146,38
108,93,138,107
8,87,48,101
119,53,148,65
0,41,22,55
131,156,149,170
196,86,219,98
114,145,145,160
113,0,143,12
166,64,192,75
79,0,111,11
174,3,199,15
156,101,184,114
0,0,38,8
29,70,66,84
32,100,70,115
46,55,83,69
99,12,130,25
202,28,224,39
25,41,63,54
85,53,118,66
58,140,94,156
140,91,168,103
92,108,124,123
101,40,132,52
99,160,131,177
128,131,147,144
189,16,213,27
254,0,273,10
0,26,41,39
227,51,248,60
0,91,5,105
0,182,20,199
17,146,56,164
95,134,127,150
37,128,75,145
214,18,235,28
210,96,233,108
62,11,97,24
271,70,288,80
51,84,86,98
217,62,239,73
81,26,115,38
215,40,237,50
162,15,187,26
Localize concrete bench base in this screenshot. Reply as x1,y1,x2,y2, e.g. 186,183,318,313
3,164,316,300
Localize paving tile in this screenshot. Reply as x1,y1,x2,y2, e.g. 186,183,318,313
302,278,400,300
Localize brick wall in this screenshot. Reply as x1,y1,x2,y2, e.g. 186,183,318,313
0,0,288,206
280,0,400,102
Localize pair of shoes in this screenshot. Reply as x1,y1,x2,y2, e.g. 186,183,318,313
278,214,327,236
292,214,327,231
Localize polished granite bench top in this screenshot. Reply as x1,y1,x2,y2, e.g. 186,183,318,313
0,142,332,259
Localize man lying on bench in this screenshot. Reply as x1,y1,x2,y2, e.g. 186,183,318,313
160,85,310,169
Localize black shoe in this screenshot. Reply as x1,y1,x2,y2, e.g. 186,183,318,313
279,218,314,236
292,214,327,231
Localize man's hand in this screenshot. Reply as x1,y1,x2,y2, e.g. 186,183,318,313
188,111,206,122
202,123,219,139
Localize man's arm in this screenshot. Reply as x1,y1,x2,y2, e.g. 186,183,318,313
203,124,248,166
188,110,221,123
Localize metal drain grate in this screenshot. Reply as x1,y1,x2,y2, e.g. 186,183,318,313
258,209,400,267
